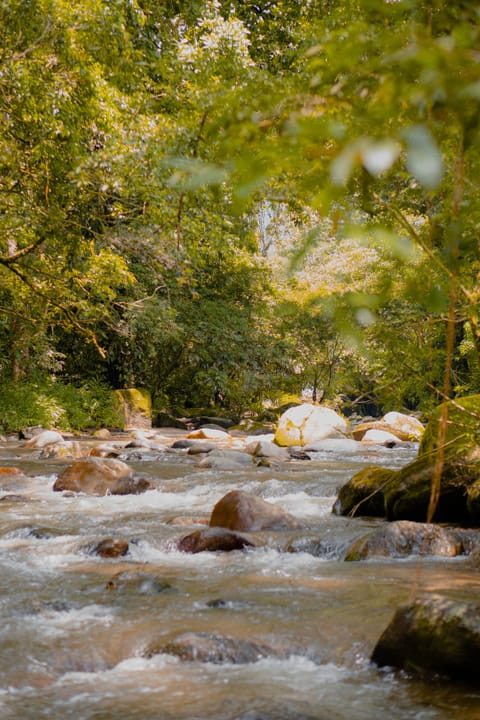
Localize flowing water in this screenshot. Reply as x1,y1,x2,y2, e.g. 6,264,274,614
0,431,479,720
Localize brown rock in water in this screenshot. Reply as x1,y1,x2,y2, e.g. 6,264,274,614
344,521,464,561
372,594,480,684
53,457,150,496
177,526,255,553
0,466,23,475
92,538,129,558
145,631,275,663
210,490,302,532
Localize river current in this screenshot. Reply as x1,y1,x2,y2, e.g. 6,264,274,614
0,430,478,720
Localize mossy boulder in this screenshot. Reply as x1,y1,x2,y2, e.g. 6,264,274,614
335,452,480,523
372,594,480,684
332,466,395,517
384,451,480,523
113,388,152,430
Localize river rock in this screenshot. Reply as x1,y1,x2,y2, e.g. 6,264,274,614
305,438,364,454
334,448,480,524
187,428,231,441
53,457,150,496
196,449,254,469
0,466,24,475
145,631,275,663
333,466,393,517
24,430,64,448
92,428,112,439
210,490,302,531
274,404,348,447
371,594,480,684
154,411,189,429
344,521,464,561
383,452,480,523
382,412,424,441
245,440,290,461
106,570,173,594
352,414,424,443
187,442,217,455
90,538,129,558
40,440,83,459
190,415,236,429
177,526,256,553
361,429,401,446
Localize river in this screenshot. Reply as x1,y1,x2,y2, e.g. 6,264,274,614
0,430,478,720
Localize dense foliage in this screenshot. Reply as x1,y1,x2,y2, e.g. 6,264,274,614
1,0,480,428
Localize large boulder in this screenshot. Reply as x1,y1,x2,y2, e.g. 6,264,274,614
274,404,348,447
177,527,256,553
372,594,480,684
382,412,424,441
334,450,480,524
333,466,394,518
210,490,302,531
53,457,150,496
383,452,480,523
145,632,275,664
245,440,290,462
24,430,64,448
344,521,464,561
113,388,152,430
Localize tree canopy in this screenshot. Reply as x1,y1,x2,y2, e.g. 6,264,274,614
1,0,480,427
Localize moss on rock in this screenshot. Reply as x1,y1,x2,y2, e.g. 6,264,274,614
332,466,396,517
113,388,152,430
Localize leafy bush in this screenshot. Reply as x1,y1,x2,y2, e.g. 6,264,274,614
0,379,120,432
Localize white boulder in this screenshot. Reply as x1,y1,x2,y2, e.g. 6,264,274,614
274,404,348,447
382,412,424,441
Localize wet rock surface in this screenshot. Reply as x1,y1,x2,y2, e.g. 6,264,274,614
177,526,256,553
145,631,279,664
210,489,302,532
372,594,480,684
53,457,150,496
344,521,465,561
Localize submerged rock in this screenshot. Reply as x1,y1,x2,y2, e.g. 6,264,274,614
145,631,276,663
372,594,480,684
53,457,150,496
344,521,464,561
106,570,173,595
210,490,302,532
177,526,255,553
90,538,130,558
